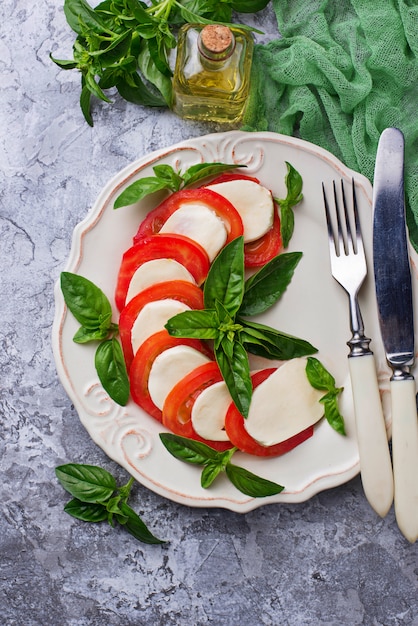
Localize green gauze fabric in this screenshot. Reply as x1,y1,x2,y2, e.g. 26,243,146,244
243,0,418,251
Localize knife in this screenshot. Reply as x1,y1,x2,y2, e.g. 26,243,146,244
373,127,418,543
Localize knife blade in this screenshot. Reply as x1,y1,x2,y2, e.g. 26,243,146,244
373,127,418,543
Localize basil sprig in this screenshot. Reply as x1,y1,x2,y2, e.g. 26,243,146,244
55,463,165,544
159,434,284,497
51,0,269,125
305,357,345,435
114,162,245,209
60,272,129,406
166,237,317,418
275,162,304,248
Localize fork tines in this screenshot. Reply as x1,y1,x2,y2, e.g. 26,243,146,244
322,178,362,258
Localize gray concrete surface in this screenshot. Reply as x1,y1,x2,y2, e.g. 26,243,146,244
1,1,417,624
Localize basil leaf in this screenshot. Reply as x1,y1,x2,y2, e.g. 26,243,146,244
137,44,173,106
240,252,302,316
305,356,339,391
240,319,317,360
165,309,219,340
204,237,245,316
95,338,130,406
73,325,110,344
116,71,166,107
152,164,182,189
201,461,224,489
225,464,285,497
116,502,166,544
321,393,346,436
216,339,252,418
182,163,245,188
114,176,171,209
231,0,271,12
159,433,221,464
61,272,112,330
275,162,304,248
306,357,345,435
64,498,108,522
55,463,116,503
80,82,93,126
64,0,108,35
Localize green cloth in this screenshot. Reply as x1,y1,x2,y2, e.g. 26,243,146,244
243,0,418,250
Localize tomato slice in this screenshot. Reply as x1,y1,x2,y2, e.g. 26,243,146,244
133,188,244,245
224,368,314,457
119,280,205,371
244,204,282,267
115,233,210,311
205,172,261,185
162,361,234,452
129,330,213,423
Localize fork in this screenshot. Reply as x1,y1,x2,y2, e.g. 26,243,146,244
322,179,393,517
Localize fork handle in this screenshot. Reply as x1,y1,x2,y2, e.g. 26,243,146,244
348,354,393,518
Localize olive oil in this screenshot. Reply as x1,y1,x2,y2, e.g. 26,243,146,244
172,24,254,125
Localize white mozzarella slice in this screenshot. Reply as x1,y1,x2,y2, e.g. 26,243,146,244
244,358,324,447
191,380,232,442
131,299,191,355
148,345,211,410
159,203,227,262
126,258,195,304
207,179,274,243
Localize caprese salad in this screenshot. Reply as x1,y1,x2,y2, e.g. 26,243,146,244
110,163,344,459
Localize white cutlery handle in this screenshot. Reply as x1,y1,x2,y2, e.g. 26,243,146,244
391,378,418,543
348,354,393,517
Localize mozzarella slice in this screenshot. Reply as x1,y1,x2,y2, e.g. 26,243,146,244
126,258,195,304
148,345,211,410
191,380,232,441
207,179,274,243
159,204,227,262
244,358,324,447
131,299,191,355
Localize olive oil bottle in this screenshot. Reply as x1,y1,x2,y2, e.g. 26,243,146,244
172,24,254,125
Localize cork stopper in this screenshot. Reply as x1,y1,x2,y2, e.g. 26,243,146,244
198,25,235,61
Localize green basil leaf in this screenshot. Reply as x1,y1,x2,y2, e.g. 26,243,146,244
159,433,221,464
80,82,93,126
64,0,108,35
73,325,110,344
152,164,182,189
117,502,166,544
182,163,245,188
275,162,303,248
165,309,219,340
216,339,252,418
231,0,271,12
55,463,116,503
85,70,112,103
114,176,170,209
95,338,130,406
201,461,224,489
305,356,338,392
279,201,295,249
50,55,79,70
116,71,166,107
63,498,109,522
225,464,285,497
61,272,113,330
321,393,346,436
240,251,302,316
204,237,245,316
137,44,173,105
240,319,317,360
284,161,303,205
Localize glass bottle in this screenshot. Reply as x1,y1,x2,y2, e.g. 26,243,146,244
172,23,254,125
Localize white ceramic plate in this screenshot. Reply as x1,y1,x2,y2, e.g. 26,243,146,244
53,130,405,511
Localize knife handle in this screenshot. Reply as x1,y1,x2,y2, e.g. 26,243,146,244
390,377,418,543
348,354,394,517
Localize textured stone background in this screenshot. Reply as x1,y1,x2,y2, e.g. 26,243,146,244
1,1,417,625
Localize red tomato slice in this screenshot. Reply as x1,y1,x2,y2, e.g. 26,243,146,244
205,172,261,185
162,361,234,452
224,368,314,457
129,330,213,423
115,233,210,311
119,280,205,371
133,188,243,245
244,204,282,267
